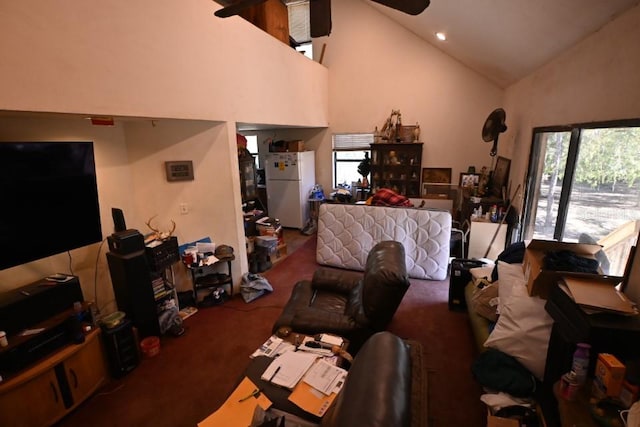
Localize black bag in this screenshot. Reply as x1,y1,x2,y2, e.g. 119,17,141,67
472,348,537,397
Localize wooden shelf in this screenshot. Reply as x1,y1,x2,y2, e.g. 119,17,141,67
370,143,423,197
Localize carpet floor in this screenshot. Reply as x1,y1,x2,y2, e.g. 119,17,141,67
57,235,485,427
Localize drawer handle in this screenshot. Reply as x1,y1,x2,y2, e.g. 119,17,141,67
70,369,78,388
50,381,58,403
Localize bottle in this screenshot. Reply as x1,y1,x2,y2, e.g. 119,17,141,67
571,343,591,385
560,371,580,400
70,301,86,343
490,205,498,222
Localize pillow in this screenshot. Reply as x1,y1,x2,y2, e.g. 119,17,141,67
496,261,526,314
483,292,553,380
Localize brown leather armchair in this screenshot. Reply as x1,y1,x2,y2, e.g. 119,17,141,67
272,240,410,352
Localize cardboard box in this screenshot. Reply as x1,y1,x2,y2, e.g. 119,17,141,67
256,235,278,249
594,353,626,397
270,243,288,263
561,274,630,314
287,140,305,152
487,415,519,427
522,239,602,299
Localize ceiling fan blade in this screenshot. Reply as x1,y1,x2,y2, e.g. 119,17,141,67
214,0,268,18
369,0,430,16
310,0,332,38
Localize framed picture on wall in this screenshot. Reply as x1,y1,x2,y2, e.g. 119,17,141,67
422,167,452,184
459,173,480,188
165,161,194,182
490,156,511,198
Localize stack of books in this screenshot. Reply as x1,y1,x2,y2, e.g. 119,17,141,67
152,277,170,300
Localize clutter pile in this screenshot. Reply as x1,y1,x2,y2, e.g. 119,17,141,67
247,217,285,273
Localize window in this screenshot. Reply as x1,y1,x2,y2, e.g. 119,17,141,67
288,1,313,60
522,120,640,275
245,134,260,169
332,133,373,188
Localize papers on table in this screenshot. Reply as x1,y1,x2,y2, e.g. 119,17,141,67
302,359,347,395
261,351,318,390
249,334,350,417
289,360,347,417
560,276,638,315
251,335,341,361
251,336,295,359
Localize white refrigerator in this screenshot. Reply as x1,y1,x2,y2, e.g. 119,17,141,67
265,151,316,229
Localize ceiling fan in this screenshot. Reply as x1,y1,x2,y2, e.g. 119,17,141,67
482,108,508,157
214,0,430,37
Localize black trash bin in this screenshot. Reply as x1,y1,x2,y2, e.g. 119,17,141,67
449,258,486,311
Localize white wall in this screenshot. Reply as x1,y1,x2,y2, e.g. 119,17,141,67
122,119,245,292
0,0,330,301
312,0,505,192
0,0,329,127
0,115,249,312
504,4,640,212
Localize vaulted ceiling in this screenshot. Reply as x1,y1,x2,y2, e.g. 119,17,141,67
217,0,640,88
370,0,640,87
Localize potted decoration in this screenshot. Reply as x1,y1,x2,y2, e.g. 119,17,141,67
358,153,371,187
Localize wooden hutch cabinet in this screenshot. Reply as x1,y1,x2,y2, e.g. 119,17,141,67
370,143,423,197
239,157,257,202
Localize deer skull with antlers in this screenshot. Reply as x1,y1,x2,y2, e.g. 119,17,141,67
145,215,176,241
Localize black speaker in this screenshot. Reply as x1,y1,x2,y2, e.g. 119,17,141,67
106,250,160,337
111,207,127,232
107,229,145,255
101,319,139,378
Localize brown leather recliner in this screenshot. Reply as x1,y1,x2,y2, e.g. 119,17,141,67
272,240,410,352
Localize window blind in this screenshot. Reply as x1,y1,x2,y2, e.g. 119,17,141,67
332,133,374,151
288,1,310,43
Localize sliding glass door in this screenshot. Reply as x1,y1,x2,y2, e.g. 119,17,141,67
522,121,640,275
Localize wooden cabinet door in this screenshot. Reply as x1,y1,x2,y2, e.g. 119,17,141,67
0,368,66,427
240,158,257,202
65,332,107,405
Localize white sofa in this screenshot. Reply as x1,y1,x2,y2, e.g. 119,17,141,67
316,203,451,280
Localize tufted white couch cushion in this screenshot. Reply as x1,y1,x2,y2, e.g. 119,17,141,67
316,203,451,280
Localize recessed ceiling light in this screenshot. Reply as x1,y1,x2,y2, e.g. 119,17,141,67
435,32,447,41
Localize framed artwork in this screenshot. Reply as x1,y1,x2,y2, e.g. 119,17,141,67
421,167,452,184
459,173,480,188
165,161,194,182
490,156,511,198
422,182,457,199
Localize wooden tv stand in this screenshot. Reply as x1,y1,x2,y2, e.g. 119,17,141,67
0,328,107,426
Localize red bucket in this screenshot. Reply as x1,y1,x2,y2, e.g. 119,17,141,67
140,336,160,358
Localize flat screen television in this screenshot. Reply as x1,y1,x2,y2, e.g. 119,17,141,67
0,142,102,270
